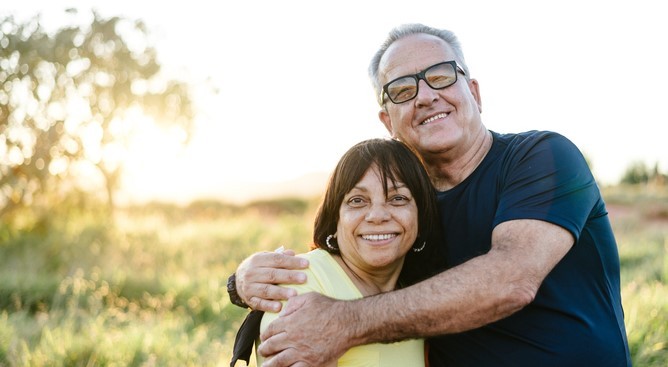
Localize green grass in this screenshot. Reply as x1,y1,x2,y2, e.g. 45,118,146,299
0,188,666,366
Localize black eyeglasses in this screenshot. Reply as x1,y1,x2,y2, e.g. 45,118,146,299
380,61,466,105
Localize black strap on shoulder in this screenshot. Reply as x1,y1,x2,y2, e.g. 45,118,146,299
230,310,264,366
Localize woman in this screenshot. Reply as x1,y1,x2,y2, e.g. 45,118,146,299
231,138,444,366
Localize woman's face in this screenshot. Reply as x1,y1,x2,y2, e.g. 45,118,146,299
336,164,419,274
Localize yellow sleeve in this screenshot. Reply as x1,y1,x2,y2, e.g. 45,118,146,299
259,265,325,333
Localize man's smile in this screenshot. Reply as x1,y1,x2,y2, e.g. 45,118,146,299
420,112,448,126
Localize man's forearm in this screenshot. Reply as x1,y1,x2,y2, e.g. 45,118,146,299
258,220,573,367
343,220,573,345
342,250,535,344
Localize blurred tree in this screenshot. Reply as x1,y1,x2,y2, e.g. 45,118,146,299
621,161,651,185
0,9,194,219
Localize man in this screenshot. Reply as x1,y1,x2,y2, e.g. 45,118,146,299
229,23,631,367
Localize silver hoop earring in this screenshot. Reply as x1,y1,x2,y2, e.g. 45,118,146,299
326,234,337,250
412,241,426,253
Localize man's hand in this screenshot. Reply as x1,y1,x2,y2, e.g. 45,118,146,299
258,292,351,367
236,249,309,312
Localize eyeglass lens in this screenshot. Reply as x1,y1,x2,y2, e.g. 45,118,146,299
386,62,458,104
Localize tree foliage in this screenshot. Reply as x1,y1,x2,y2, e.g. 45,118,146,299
0,9,194,219
620,161,666,185
621,161,651,185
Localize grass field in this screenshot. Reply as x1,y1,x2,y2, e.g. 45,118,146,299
0,187,666,366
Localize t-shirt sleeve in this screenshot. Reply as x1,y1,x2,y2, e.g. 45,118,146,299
493,131,601,240
259,266,323,334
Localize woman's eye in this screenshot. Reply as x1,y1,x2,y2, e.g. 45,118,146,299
390,195,410,205
347,197,366,207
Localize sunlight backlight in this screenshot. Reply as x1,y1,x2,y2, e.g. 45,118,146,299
7,0,668,204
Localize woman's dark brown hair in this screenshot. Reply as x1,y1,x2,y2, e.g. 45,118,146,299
312,138,445,285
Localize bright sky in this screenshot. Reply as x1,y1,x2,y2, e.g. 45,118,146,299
7,0,668,204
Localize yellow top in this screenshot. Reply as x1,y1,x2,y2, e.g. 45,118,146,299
257,249,425,367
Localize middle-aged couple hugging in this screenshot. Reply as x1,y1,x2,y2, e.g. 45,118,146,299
229,23,631,367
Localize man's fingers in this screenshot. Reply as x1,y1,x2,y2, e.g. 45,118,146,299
247,297,283,313
259,333,318,367
271,251,309,269
261,349,305,367
278,292,310,316
260,268,307,285
260,349,298,367
246,251,309,270
257,329,283,358
241,269,306,293
233,249,309,311
258,293,340,367
250,282,298,300
260,294,309,341
242,281,302,312
258,330,302,365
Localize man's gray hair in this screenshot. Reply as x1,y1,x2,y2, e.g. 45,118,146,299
368,23,470,104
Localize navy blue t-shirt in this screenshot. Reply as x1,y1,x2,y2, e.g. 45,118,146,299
428,131,631,367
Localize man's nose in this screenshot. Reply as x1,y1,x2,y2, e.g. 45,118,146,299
415,79,438,107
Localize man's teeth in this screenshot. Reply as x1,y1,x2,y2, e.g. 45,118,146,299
421,113,448,125
362,234,396,241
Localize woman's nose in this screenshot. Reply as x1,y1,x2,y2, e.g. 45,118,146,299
365,203,391,223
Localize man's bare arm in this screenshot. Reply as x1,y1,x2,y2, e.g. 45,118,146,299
259,219,574,367
235,249,309,311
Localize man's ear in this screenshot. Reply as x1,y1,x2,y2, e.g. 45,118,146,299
468,78,482,113
379,109,394,136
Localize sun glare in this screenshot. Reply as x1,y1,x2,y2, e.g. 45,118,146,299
9,1,665,205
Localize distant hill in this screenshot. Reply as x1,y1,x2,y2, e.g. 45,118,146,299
222,171,330,204
117,171,331,206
